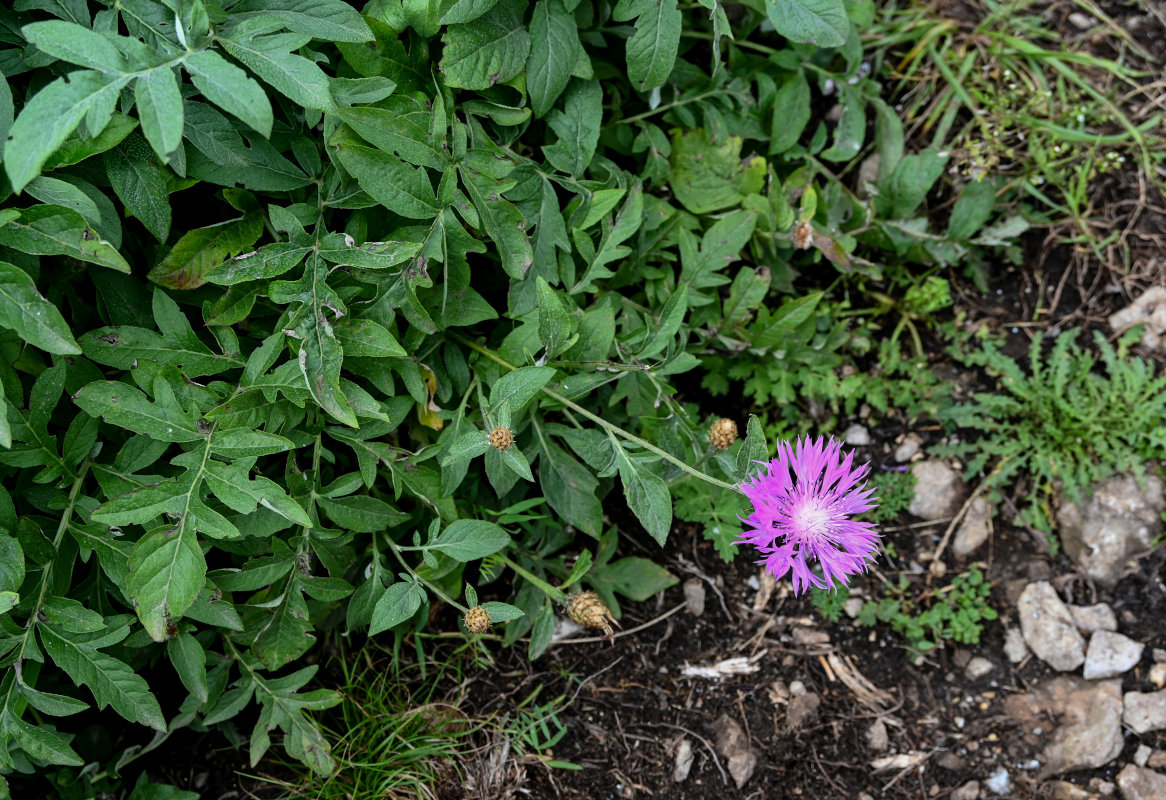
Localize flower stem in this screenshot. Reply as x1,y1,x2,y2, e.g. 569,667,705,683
384,535,468,614
499,554,568,604
451,334,739,493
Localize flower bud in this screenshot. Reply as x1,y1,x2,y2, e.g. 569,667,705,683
794,219,814,249
488,426,514,451
463,605,491,634
568,591,618,643
709,418,738,450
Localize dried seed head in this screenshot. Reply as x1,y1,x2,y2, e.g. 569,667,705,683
568,591,619,643
709,418,738,450
794,219,814,250
464,605,491,634
488,426,514,451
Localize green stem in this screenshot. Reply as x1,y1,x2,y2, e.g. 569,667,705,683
499,555,567,604
451,334,738,493
384,535,468,613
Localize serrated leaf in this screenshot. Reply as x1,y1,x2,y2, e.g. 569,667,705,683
317,495,409,533
228,0,373,42
369,581,424,635
335,141,439,220
148,213,264,289
183,50,274,137
3,710,83,766
220,32,335,112
39,624,166,730
461,169,533,279
4,69,129,192
74,381,203,442
592,556,677,601
431,519,510,561
440,0,530,91
490,366,555,409
336,100,445,170
127,523,206,641
540,78,601,177
0,261,80,354
0,204,130,272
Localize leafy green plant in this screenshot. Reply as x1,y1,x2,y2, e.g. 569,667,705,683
862,467,915,524
937,328,1166,530
849,565,996,656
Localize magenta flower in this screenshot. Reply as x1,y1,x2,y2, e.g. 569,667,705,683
738,436,880,594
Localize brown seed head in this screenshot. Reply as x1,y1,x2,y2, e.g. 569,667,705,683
794,219,814,249
709,418,738,450
568,591,619,643
488,426,514,451
464,605,491,634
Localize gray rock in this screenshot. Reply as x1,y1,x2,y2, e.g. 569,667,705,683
843,597,865,619
894,433,922,462
965,657,996,680
865,719,888,752
908,459,964,520
1055,471,1164,586
1046,781,1094,800
683,579,706,617
1124,690,1166,734
673,738,694,782
953,496,992,557
711,715,757,789
1116,764,1166,800
952,781,980,800
843,424,871,446
985,767,1011,795
1135,744,1153,767
1070,603,1118,634
1109,286,1166,352
1004,677,1123,776
1004,626,1030,663
1018,581,1087,671
1083,631,1144,679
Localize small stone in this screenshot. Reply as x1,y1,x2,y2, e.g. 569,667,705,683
1083,631,1144,679
1046,780,1093,800
843,597,865,619
985,767,1010,795
1089,777,1114,796
1018,581,1086,672
1004,676,1123,776
1055,471,1164,586
908,460,965,519
965,657,996,680
792,627,830,646
1070,603,1118,634
844,423,871,446
865,719,888,752
673,738,694,782
1154,648,1166,663
938,752,965,771
786,692,821,731
953,496,992,557
683,579,706,617
1136,744,1153,767
894,433,923,463
1116,764,1166,800
711,715,757,789
1067,12,1096,29
1148,751,1166,768
1004,626,1030,663
1150,663,1166,689
1124,690,1166,733
951,780,980,800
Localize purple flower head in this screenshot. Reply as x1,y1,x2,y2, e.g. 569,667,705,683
738,436,880,595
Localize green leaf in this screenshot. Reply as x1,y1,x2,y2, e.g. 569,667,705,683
333,318,406,357
2,710,83,767
369,581,424,635
750,291,822,349
528,600,555,659
669,129,766,215
765,0,848,47
147,213,264,289
336,100,445,170
334,142,440,220
104,133,171,241
167,630,208,703
183,50,274,137
440,0,530,90
592,556,677,601
15,679,89,718
527,0,581,117
490,366,555,409
430,519,510,561
461,169,533,279
440,0,500,24
539,439,602,536
480,601,524,622
0,204,130,272
614,446,672,545
0,262,80,354
885,149,949,219
220,32,335,112
74,381,203,442
128,523,207,642
540,79,601,177
535,276,574,358
317,495,409,533
639,283,687,359
499,446,534,481
613,0,681,92
441,429,491,466
227,0,373,42
134,67,184,163
736,414,768,480
4,70,129,192
39,624,166,731
769,71,811,154
21,20,127,72
820,84,866,163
